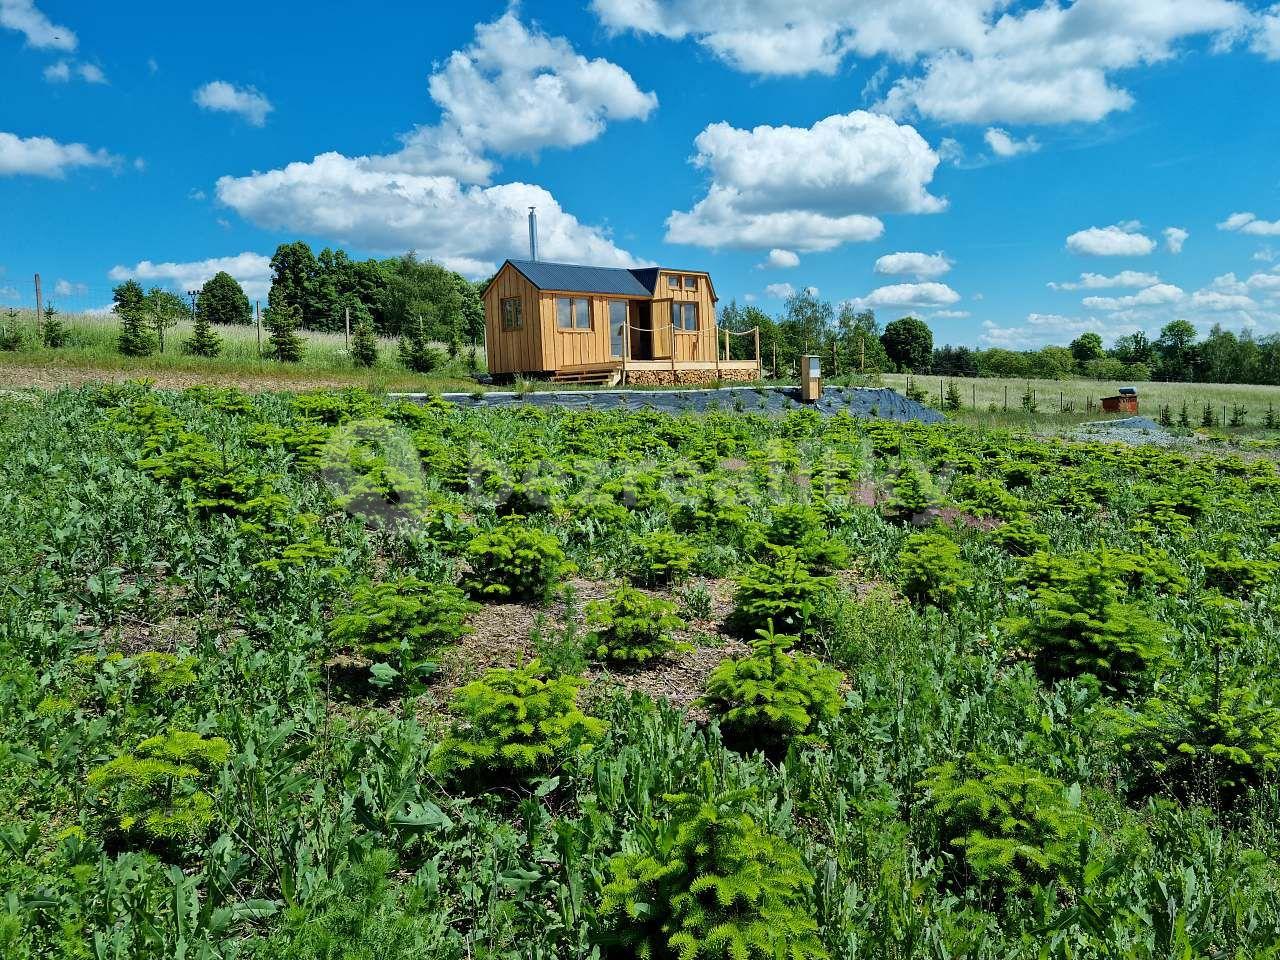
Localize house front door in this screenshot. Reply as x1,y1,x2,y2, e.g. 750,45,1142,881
609,300,627,359
629,302,653,360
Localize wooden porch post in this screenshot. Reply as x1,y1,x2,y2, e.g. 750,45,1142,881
670,322,677,381
714,320,722,379
754,326,761,380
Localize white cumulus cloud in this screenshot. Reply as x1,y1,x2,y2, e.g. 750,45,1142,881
426,11,657,158
1048,270,1160,290
880,0,1248,125
984,127,1039,157
980,314,1124,349
108,252,273,301
1066,222,1156,256
1219,212,1280,236
44,60,106,84
764,282,796,299
216,154,640,278
666,110,943,252
1252,4,1280,59
758,248,800,269
0,131,119,177
385,11,657,185
846,281,961,311
1190,289,1257,311
0,0,74,50
1082,282,1185,310
52,278,86,297
194,81,274,127
592,0,1257,126
1163,226,1189,253
874,250,951,278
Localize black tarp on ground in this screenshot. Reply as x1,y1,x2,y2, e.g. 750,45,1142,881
393,385,946,423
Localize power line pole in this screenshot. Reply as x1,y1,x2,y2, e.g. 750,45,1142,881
33,273,42,339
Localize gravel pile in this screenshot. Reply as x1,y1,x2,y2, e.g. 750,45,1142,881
404,385,945,423
1072,415,1188,447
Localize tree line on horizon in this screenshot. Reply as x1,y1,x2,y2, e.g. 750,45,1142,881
104,241,487,368
720,289,1280,386
88,247,1280,387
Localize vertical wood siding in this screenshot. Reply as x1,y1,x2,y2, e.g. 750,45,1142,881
482,264,543,374
663,273,717,363
486,265,719,374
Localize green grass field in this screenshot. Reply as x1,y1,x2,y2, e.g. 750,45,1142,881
881,372,1280,431
0,308,484,391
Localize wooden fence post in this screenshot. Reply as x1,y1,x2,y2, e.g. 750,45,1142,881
344,306,350,351
255,300,262,358
714,322,722,380
34,273,42,340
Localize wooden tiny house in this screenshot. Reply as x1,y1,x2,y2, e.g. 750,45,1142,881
483,258,761,386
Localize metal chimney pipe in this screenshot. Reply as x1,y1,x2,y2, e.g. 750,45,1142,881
527,207,539,261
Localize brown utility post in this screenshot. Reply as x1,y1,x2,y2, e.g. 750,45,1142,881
255,301,262,357
344,306,350,351
34,273,42,339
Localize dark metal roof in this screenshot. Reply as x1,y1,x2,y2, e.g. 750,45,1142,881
628,267,661,294
506,259,652,297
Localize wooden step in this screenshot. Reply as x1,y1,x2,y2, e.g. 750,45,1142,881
550,372,614,385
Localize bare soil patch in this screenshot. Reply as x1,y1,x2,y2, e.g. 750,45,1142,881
433,576,748,720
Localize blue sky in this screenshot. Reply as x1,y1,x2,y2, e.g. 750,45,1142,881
2,0,1280,349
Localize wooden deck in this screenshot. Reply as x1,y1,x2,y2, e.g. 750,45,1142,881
551,358,760,386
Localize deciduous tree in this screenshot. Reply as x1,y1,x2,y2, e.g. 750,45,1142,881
881,315,933,372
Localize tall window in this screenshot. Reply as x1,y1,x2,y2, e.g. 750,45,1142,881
556,296,591,330
674,302,698,332
500,297,522,331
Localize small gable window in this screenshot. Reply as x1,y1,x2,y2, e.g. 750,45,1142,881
501,297,522,331
683,275,698,290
